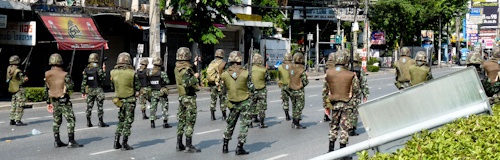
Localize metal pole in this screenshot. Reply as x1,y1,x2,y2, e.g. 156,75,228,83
438,15,442,67
365,0,370,59
307,37,311,69
351,4,358,70
456,15,461,65
316,23,320,72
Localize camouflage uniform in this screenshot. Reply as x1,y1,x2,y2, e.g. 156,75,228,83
409,51,434,86
288,53,309,129
81,53,108,127
208,49,228,120
250,53,270,128
277,53,293,121
394,47,417,90
137,58,151,120
323,52,337,122
149,57,171,128
347,51,370,136
6,55,27,126
482,46,500,104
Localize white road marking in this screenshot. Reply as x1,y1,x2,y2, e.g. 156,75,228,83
308,95,318,97
27,117,42,120
277,117,285,119
104,108,114,111
89,149,118,155
75,112,85,115
270,100,281,103
198,98,210,101
269,90,280,93
0,121,5,124
75,127,98,132
317,109,324,111
266,154,289,160
45,116,53,118
194,129,220,135
378,87,382,89
168,115,176,118
386,84,392,86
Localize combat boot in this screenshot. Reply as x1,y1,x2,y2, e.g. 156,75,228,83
98,117,109,127
86,117,93,127
10,119,15,125
222,111,227,120
348,129,359,136
248,122,253,128
259,117,268,128
68,133,83,148
150,120,155,128
253,115,260,123
292,118,306,129
54,133,68,148
15,120,26,126
324,114,331,122
211,110,216,121
284,110,291,121
163,120,172,128
121,136,133,150
235,142,249,155
141,110,149,120
185,137,201,153
222,138,229,153
176,135,185,151
114,135,122,149
328,140,335,152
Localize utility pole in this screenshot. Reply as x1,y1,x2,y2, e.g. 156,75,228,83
364,0,369,58
456,14,461,65
149,0,161,58
351,3,358,70
438,15,442,67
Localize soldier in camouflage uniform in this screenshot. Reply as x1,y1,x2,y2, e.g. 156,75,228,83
466,50,485,77
250,53,270,128
482,46,500,104
110,52,141,151
347,51,370,136
394,47,416,90
137,58,151,120
81,53,109,128
277,53,293,121
323,51,361,153
409,51,433,86
149,57,171,128
221,51,254,155
6,55,28,126
44,53,83,148
323,52,337,122
208,49,228,120
174,47,201,153
288,53,309,129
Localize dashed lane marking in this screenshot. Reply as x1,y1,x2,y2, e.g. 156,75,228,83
308,95,318,97
194,129,220,135
266,154,289,160
0,121,5,124
75,126,98,132
104,108,114,111
317,109,324,111
89,149,118,155
277,117,285,119
270,100,281,103
44,116,53,118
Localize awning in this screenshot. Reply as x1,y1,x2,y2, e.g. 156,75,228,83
165,21,226,29
231,20,273,28
39,13,108,50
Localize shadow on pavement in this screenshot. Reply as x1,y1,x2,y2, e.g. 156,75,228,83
28,119,53,125
246,140,277,152
301,121,318,128
0,134,31,141
105,121,119,126
264,121,281,127
79,136,106,145
133,138,170,148
197,139,221,149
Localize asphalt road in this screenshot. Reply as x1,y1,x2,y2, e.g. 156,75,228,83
0,66,465,160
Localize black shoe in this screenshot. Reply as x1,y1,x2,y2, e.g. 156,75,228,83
185,137,201,153
222,138,229,154
211,111,216,121
142,110,149,120
121,136,133,150
284,110,291,121
114,135,122,149
253,115,260,123
150,120,155,128
348,130,359,136
10,119,15,125
259,117,268,128
235,142,249,155
222,111,227,120
176,135,185,151
54,133,68,148
292,118,306,129
86,117,93,127
68,133,83,148
328,140,335,152
15,121,27,126
163,120,172,128
248,122,253,128
324,114,331,122
98,118,109,127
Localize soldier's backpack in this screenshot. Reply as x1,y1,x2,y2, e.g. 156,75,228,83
207,59,223,83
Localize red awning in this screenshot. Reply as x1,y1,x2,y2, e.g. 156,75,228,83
40,13,108,50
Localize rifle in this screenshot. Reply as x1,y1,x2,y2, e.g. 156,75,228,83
249,39,253,78
69,47,76,75
22,46,34,74
195,43,202,86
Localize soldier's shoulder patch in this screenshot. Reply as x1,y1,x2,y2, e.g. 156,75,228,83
402,58,406,63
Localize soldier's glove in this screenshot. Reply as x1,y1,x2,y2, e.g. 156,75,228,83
112,97,123,108
278,80,283,88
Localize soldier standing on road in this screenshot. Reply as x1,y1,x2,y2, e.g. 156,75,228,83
394,47,416,90
207,49,228,120
6,55,28,126
44,53,83,148
466,50,484,76
277,53,292,121
409,51,433,87
81,53,109,128
250,53,270,128
322,52,337,122
482,47,500,104
221,51,254,155
323,51,361,153
137,58,151,120
174,47,201,153
149,57,171,128
288,52,309,129
347,51,369,136
110,52,140,151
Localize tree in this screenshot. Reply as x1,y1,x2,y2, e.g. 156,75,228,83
252,0,286,35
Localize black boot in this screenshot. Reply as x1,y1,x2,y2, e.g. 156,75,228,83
98,117,109,127
292,118,306,129
10,119,15,125
348,129,359,136
211,110,216,121
324,114,331,122
328,140,335,152
235,142,249,155
253,115,260,123
248,122,253,128
122,136,133,150
15,120,26,126
222,138,229,153
150,120,155,128
68,133,83,148
163,120,172,128
86,117,93,127
284,110,291,121
142,110,149,120
114,135,122,149
259,117,268,128
222,111,227,120
54,133,68,148
185,137,201,153
176,135,185,151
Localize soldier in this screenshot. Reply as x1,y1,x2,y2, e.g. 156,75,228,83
221,51,254,155
250,53,270,128
149,57,171,128
110,52,140,151
207,49,228,120
482,46,500,104
44,53,83,148
323,51,361,153
6,55,28,126
137,58,151,120
409,51,433,86
347,51,370,136
277,53,292,121
288,52,309,129
81,53,109,128
323,52,337,122
394,47,416,90
174,47,201,153
466,51,485,77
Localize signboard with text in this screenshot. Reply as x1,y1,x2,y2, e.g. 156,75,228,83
0,21,36,46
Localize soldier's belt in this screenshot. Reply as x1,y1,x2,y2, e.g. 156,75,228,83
50,95,70,104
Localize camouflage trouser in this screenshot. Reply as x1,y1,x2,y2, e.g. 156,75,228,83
281,85,291,111
150,90,169,121
223,99,251,144
86,87,105,119
115,97,136,136
347,97,362,129
52,100,76,134
10,89,25,121
329,101,352,144
177,95,197,138
396,81,411,90
489,94,500,105
252,88,267,119
210,84,227,112
289,89,305,119
139,87,151,111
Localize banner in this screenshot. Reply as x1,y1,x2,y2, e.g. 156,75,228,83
0,21,36,46
421,30,434,48
371,31,385,45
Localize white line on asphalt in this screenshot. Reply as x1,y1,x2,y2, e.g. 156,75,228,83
308,95,318,97
270,100,281,103
0,121,5,124
378,87,382,89
317,109,324,111
168,115,176,118
104,108,114,111
269,90,280,93
194,129,220,135
45,116,53,118
27,117,42,120
277,117,285,119
75,112,85,115
75,127,98,132
89,149,118,155
198,98,210,101
386,84,392,86
266,154,288,160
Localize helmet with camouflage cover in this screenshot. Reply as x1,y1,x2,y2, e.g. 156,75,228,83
117,52,131,64
284,53,292,61
9,55,20,65
49,53,63,66
493,46,500,58
415,51,427,62
327,52,336,62
466,51,483,65
140,58,149,65
401,47,411,57
152,57,162,66
215,49,225,58
176,47,192,61
88,53,99,63
252,53,264,65
334,51,348,65
228,51,242,63
293,52,304,64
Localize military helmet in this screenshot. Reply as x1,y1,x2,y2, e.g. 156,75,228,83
252,53,264,65
334,51,348,65
176,47,192,61
228,51,242,63
401,47,411,56
284,53,292,61
117,52,131,64
152,57,162,65
9,55,20,65
293,52,305,64
88,53,99,63
467,51,483,65
49,53,63,66
493,46,500,58
140,58,149,65
327,52,336,62
215,49,225,58
415,51,427,62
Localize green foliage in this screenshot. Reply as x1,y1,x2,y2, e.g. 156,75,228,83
201,67,208,87
252,0,286,35
160,0,166,10
367,57,379,66
24,87,46,102
366,65,380,72
268,70,279,81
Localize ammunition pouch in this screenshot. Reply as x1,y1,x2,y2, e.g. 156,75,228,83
160,87,169,97
113,97,123,108
58,94,70,104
